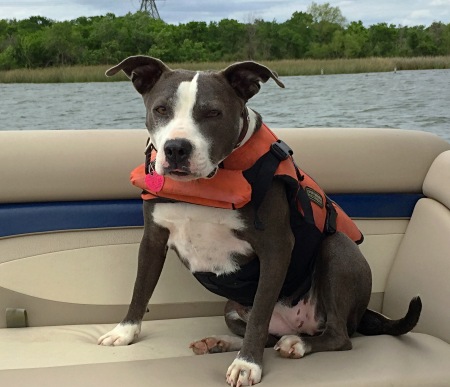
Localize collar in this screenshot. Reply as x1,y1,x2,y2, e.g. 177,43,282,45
234,107,250,149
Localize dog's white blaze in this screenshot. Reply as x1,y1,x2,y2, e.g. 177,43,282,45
176,72,199,122
153,72,215,177
153,203,252,275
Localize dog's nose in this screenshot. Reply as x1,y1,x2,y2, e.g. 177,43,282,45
164,139,193,163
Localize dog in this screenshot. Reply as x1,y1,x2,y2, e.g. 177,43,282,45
98,56,422,386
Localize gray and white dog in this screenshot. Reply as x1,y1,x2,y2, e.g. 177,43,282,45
98,56,421,386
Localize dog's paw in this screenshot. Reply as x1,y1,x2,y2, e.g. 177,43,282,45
274,335,307,359
97,322,141,346
226,358,262,386
190,335,243,355
190,337,227,355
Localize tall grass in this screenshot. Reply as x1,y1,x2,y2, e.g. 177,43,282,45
0,65,127,83
261,56,450,76
1,56,449,83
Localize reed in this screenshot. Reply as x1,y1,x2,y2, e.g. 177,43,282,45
1,56,449,83
0,65,126,83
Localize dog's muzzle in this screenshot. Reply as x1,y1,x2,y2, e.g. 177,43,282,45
163,138,193,177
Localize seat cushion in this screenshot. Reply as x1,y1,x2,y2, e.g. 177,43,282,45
1,316,450,386
0,316,230,370
423,150,450,209
383,198,450,343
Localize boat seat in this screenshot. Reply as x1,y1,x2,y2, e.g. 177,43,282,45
383,150,450,343
1,131,450,386
1,326,449,386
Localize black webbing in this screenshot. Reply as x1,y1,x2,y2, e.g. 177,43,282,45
243,140,295,230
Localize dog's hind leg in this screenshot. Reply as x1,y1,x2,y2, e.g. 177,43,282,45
190,335,244,355
190,300,278,354
190,301,245,354
274,318,352,358
275,232,369,359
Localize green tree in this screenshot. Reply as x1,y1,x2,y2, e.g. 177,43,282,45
215,19,247,60
306,3,346,58
278,12,313,58
44,21,83,65
341,21,368,57
307,2,347,27
367,23,398,56
1,10,449,70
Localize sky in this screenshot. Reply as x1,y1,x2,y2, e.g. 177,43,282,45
0,0,449,27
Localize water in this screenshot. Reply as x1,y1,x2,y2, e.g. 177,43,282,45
1,69,449,142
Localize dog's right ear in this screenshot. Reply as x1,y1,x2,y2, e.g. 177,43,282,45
105,56,171,95
221,61,285,102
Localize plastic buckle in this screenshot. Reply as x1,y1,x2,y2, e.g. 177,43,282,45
270,140,293,161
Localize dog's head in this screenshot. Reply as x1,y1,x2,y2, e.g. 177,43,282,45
106,56,284,181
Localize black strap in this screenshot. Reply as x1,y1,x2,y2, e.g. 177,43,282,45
243,140,294,230
325,196,338,234
295,184,316,227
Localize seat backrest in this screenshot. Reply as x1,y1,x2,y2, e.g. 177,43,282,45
383,151,450,343
1,129,448,327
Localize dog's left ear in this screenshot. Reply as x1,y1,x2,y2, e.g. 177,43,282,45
105,55,171,95
221,61,285,101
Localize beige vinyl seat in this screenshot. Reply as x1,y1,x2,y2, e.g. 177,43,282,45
0,129,449,386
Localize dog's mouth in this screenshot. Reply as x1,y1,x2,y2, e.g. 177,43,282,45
169,169,189,177
166,168,192,181
164,166,218,181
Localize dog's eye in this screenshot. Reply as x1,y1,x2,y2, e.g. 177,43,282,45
206,109,221,118
155,106,168,115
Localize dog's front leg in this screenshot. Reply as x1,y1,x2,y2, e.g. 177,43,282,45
227,193,294,385
226,244,292,386
98,201,169,346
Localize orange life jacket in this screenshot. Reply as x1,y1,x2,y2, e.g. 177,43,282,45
130,124,363,306
130,123,362,244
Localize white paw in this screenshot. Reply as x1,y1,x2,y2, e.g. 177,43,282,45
97,322,141,346
226,357,262,386
274,335,307,359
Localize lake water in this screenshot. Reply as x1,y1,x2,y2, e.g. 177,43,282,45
1,69,449,142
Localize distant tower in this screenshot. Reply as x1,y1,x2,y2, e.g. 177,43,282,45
140,0,161,19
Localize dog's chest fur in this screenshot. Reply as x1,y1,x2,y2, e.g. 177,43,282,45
152,202,253,275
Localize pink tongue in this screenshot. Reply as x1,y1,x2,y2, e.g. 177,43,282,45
145,172,165,192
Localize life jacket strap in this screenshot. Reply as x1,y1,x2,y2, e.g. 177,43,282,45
295,183,317,227
243,139,299,230
325,197,338,234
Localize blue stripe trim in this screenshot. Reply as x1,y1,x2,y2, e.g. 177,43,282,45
0,200,144,238
329,193,423,219
0,194,423,238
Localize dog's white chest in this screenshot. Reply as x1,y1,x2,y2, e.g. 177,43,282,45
153,203,253,275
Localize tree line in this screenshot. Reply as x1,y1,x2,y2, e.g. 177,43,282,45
0,4,449,70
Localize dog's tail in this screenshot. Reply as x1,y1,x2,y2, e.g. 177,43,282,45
357,296,422,336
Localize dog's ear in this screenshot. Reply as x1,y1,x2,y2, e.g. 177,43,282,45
221,61,285,101
105,55,171,95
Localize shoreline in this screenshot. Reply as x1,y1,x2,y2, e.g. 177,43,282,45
1,56,449,83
